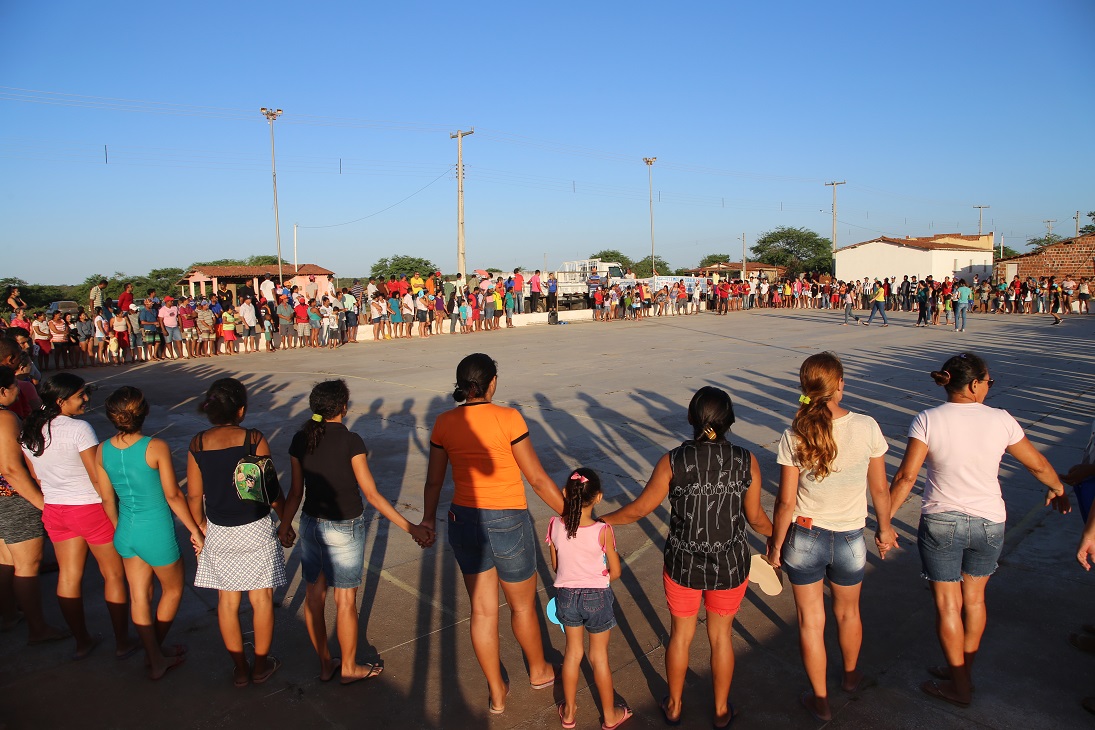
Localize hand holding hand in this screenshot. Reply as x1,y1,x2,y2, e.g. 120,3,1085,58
190,530,205,556
278,524,296,548
409,523,434,548
875,527,898,559
765,538,781,569
1046,488,1071,514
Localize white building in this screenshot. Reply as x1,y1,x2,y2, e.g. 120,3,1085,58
833,233,995,282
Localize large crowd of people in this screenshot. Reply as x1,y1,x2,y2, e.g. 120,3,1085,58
2,342,1094,724
3,270,1090,377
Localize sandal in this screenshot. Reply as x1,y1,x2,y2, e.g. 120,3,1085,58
712,703,737,729
252,656,282,684
601,704,632,730
340,662,382,685
558,703,577,729
660,696,682,726
488,681,510,715
921,680,970,708
233,662,251,688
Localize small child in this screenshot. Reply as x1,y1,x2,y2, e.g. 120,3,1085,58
546,469,631,730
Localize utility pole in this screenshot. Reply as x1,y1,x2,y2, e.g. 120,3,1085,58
293,223,298,272
825,181,845,276
1076,210,1082,237
260,108,284,284
973,205,989,235
741,233,747,280
1044,219,1057,238
644,157,657,277
1000,233,1004,259
450,129,474,283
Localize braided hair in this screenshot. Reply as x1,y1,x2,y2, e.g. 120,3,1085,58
561,467,602,539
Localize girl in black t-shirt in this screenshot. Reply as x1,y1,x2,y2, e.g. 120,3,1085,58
279,379,432,684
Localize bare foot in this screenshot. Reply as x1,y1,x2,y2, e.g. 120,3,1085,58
149,652,187,680
115,639,142,660
800,691,832,722
320,656,340,682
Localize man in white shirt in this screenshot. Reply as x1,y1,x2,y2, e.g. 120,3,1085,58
259,274,276,304
238,296,258,353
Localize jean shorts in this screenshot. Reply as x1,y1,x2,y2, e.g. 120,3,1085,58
299,512,366,589
917,511,1004,582
447,505,536,583
555,586,616,633
165,326,182,342
781,524,866,586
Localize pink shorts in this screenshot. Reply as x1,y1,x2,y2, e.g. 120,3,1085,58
663,569,748,618
42,503,115,545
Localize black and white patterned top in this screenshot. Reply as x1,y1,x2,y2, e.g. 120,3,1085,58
664,439,751,591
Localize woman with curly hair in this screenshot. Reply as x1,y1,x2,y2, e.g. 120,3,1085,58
767,353,896,722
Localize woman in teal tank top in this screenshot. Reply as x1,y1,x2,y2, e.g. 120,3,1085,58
95,386,204,680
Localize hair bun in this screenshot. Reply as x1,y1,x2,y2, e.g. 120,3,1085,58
452,387,467,402
930,370,952,386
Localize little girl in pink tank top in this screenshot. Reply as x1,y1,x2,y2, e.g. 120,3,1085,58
546,469,631,730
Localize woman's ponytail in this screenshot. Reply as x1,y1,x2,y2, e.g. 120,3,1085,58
790,352,842,480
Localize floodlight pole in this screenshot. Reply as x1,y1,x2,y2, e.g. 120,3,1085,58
451,129,474,283
261,107,285,284
973,205,989,235
644,157,657,277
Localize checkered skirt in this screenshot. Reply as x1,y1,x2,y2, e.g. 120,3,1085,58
194,515,287,592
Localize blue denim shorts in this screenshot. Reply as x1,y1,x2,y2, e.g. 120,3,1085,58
447,505,536,583
299,512,366,589
917,511,1004,582
781,524,866,586
555,587,616,633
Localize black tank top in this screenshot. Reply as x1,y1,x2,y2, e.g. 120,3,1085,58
664,439,751,591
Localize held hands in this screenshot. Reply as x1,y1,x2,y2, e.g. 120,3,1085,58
1062,464,1095,486
409,522,435,548
277,523,297,549
765,537,781,569
874,527,898,559
190,530,205,556
1046,487,1072,514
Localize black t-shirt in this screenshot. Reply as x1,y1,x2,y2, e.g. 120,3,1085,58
237,284,255,302
288,423,366,521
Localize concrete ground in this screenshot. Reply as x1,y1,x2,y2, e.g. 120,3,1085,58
2,306,1094,729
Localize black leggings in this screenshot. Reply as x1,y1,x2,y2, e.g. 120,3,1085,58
917,301,929,325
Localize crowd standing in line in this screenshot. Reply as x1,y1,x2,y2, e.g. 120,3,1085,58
0,311,1093,722
3,271,1089,377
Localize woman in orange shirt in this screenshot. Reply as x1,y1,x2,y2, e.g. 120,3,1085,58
421,353,564,715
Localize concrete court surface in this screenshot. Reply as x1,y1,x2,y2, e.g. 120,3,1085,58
2,306,1094,730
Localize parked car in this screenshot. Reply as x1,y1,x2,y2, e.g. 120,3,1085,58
46,301,80,316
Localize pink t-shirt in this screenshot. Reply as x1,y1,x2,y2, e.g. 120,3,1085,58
908,402,1024,523
158,305,179,328
546,517,613,589
529,274,541,293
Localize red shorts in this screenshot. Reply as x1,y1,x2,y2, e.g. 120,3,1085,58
663,569,748,618
42,503,115,545
35,340,51,355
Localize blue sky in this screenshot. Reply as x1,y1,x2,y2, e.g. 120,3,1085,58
2,0,1092,283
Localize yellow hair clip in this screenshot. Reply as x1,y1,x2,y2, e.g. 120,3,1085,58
311,414,324,422
798,394,811,405
702,426,717,441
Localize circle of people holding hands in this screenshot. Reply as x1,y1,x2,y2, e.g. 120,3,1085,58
0,342,1092,722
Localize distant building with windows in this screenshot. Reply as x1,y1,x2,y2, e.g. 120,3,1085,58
833,233,995,282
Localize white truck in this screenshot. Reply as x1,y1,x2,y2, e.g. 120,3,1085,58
542,259,624,310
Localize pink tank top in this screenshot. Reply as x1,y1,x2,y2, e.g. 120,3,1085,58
546,517,614,589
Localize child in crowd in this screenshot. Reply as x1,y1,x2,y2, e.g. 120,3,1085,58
546,469,631,730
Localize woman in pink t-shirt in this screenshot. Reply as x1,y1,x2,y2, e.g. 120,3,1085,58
888,352,1069,709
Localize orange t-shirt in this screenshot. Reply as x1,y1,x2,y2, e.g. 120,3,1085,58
430,403,530,510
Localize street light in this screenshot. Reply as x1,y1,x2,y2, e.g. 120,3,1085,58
260,107,285,285
644,157,656,277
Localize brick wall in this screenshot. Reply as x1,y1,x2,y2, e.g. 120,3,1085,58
993,235,1095,281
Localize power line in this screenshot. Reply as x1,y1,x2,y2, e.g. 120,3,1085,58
298,166,454,229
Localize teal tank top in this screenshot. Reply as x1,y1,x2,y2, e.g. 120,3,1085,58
101,437,171,523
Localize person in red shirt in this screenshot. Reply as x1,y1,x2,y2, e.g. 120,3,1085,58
117,283,134,315
718,281,731,315
512,269,525,316
593,288,605,321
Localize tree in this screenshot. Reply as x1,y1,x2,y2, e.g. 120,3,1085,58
369,255,439,281
698,253,731,268
994,246,1023,260
1081,211,1095,236
752,227,832,275
632,255,673,278
1025,233,1062,253
588,250,634,269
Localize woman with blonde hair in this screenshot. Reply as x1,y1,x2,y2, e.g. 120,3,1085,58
767,353,896,722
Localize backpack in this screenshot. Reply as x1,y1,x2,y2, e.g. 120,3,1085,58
232,429,279,506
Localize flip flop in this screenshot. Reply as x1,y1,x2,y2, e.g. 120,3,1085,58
340,662,382,686
252,656,282,684
920,680,970,708
115,642,142,661
713,703,737,729
233,662,251,688
488,682,510,715
531,671,556,690
799,691,832,723
601,704,632,730
72,637,101,662
841,673,877,693
748,554,783,596
926,665,976,692
150,653,187,681
660,696,682,726
320,656,341,682
558,703,577,729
